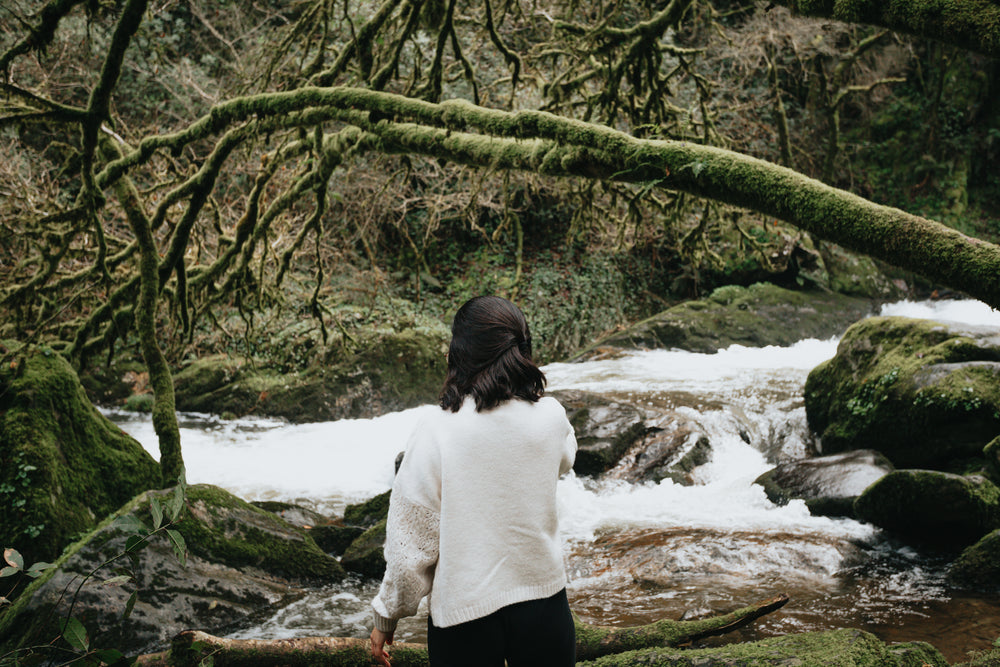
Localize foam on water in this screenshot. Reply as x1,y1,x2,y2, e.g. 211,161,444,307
880,298,1000,325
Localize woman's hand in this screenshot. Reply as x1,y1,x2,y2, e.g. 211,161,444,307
370,627,394,667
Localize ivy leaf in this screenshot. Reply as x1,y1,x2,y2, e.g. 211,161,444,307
166,529,187,567
124,535,146,554
0,566,18,578
3,548,23,569
167,486,185,522
26,561,54,578
122,591,138,623
61,617,90,651
150,496,163,530
103,574,133,586
96,649,124,665
114,515,149,535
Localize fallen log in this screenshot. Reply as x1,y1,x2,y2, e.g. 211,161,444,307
151,594,788,667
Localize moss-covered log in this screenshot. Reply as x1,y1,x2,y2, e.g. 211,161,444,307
771,0,1000,58
155,595,788,667
93,85,1000,309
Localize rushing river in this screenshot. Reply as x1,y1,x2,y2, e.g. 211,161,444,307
108,299,1000,663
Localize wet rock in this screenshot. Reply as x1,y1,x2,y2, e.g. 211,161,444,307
949,529,1000,591
340,519,388,579
985,436,1000,485
0,484,344,656
252,500,361,556
344,491,391,527
753,450,894,518
805,316,1000,470
572,283,875,358
620,419,712,485
854,470,1000,547
550,390,648,476
0,345,161,566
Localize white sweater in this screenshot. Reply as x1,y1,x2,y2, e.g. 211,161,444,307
371,396,577,631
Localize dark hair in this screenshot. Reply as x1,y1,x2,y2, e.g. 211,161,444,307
439,296,546,412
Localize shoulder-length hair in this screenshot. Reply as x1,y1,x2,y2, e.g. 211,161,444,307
440,296,546,412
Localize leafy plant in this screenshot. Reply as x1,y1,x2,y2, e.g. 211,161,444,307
0,472,189,667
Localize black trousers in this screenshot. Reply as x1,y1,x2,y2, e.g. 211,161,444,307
426,589,576,667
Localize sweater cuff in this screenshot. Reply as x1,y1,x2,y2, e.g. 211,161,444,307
373,610,399,633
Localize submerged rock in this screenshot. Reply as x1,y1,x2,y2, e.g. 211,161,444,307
0,484,344,656
754,450,893,518
551,390,648,476
0,345,161,566
854,470,1000,547
573,283,875,358
619,418,712,485
805,316,1000,470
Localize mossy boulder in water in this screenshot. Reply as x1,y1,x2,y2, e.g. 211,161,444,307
949,529,1000,591
340,518,388,578
0,345,161,566
805,316,1000,470
0,484,344,656
574,283,875,357
753,450,894,518
173,321,448,422
853,470,1000,547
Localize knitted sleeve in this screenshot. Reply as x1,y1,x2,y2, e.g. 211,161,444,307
371,494,440,632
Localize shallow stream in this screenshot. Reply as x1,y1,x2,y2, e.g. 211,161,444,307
109,299,1000,663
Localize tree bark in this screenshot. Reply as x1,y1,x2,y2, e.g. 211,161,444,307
770,0,1000,58
153,595,788,667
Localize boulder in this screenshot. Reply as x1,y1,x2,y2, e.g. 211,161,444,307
573,283,875,358
948,529,1000,591
853,470,1000,547
805,316,1000,470
618,418,712,485
340,519,388,579
172,321,449,422
754,450,894,518
550,390,647,476
0,345,161,566
343,491,391,527
0,484,344,656
251,500,361,556
985,436,1000,485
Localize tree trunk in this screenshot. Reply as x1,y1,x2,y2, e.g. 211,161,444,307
150,595,788,667
770,0,1000,58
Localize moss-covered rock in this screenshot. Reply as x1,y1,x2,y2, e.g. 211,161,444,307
805,316,1000,470
551,390,647,476
0,484,343,657
0,346,161,566
754,450,894,518
575,283,875,357
575,627,947,666
985,436,1000,485
172,316,448,422
340,518,388,579
251,500,361,555
854,470,1000,547
343,491,391,527
949,529,1000,591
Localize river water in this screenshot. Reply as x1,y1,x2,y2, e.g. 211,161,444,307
108,299,1000,663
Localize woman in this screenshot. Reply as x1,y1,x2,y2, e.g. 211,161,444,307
370,295,578,667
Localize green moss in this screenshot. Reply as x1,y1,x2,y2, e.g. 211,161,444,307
0,346,161,565
854,470,1000,547
577,628,903,666
343,491,391,527
576,283,874,356
340,518,387,578
179,485,345,582
805,316,1000,469
949,529,1000,590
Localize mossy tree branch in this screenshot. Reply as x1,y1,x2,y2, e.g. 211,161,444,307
771,0,1000,58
